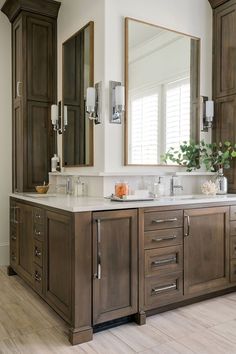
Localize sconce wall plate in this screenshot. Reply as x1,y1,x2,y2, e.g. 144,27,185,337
110,81,123,124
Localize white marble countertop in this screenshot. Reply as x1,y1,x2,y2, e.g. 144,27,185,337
9,193,236,213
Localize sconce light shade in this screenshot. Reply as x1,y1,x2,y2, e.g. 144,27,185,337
115,85,125,108
201,97,214,132
206,100,214,118
86,87,96,112
110,81,125,124
51,104,58,125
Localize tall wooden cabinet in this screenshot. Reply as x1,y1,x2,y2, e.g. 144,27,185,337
210,0,236,192
1,0,61,192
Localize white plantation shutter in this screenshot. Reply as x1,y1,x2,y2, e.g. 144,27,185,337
130,93,159,164
165,78,190,151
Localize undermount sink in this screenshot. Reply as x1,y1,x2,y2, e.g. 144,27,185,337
159,194,236,202
24,193,56,198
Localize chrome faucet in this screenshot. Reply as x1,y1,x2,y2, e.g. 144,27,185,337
170,176,183,196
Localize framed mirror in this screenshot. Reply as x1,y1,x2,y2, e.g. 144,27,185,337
62,22,94,167
125,18,200,165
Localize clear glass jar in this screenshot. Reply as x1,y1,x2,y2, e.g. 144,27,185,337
115,182,129,198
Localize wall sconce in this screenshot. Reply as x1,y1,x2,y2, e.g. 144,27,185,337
51,102,67,134
110,81,125,124
201,96,214,132
86,82,102,125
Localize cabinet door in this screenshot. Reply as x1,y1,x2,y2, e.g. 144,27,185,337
184,207,229,296
17,203,34,284
93,209,138,325
213,0,236,98
45,211,72,322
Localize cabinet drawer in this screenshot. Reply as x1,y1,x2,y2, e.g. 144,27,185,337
144,210,183,231
144,228,183,250
230,221,236,235
145,246,183,277
144,272,183,310
230,260,236,283
33,223,44,240
230,206,236,221
33,264,43,295
230,236,236,259
33,208,45,225
33,240,43,267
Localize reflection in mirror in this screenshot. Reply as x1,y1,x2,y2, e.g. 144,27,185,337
125,18,200,165
62,22,94,167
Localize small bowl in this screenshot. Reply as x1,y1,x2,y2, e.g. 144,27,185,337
35,185,49,194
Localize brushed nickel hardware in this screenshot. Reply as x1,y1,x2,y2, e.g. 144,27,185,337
11,254,16,261
35,214,41,219
152,218,177,224
94,219,102,280
34,248,42,257
152,256,177,266
184,215,190,237
34,272,41,282
152,283,176,295
10,206,20,224
11,234,17,241
16,81,22,97
34,230,41,236
152,235,177,242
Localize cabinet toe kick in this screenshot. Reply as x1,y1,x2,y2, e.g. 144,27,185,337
69,326,93,346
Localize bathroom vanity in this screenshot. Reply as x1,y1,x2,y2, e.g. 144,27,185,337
8,194,236,345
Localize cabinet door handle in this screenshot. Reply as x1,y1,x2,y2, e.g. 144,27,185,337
34,230,41,236
184,215,190,237
152,218,177,224
152,235,177,243
11,234,17,241
152,283,176,295
152,256,177,266
94,219,102,280
10,206,20,224
35,214,41,219
34,248,42,257
34,271,41,282
16,81,22,97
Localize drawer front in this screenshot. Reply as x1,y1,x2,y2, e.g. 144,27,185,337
230,206,236,221
145,246,183,277
230,221,236,236
144,272,183,310
144,210,183,231
33,264,43,295
33,223,44,241
230,260,236,283
33,208,45,225
144,228,183,250
33,240,43,267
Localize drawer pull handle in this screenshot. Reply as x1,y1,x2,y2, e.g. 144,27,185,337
11,235,17,241
152,256,177,266
152,218,177,224
152,283,177,295
184,215,190,237
152,235,177,243
34,248,42,258
34,230,41,236
94,219,102,280
34,271,41,282
35,214,41,219
11,254,16,261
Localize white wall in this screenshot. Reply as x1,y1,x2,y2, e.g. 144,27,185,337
104,0,212,173
0,0,11,265
57,0,106,173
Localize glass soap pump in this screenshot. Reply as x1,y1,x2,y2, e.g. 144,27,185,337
153,177,165,198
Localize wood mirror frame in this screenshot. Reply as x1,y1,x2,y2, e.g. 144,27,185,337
124,17,201,166
62,21,94,167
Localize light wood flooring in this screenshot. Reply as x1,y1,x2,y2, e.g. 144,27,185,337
2,267,236,354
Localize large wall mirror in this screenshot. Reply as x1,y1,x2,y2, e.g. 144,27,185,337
62,22,94,167
125,18,200,165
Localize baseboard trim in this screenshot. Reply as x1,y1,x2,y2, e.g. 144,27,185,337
0,243,9,265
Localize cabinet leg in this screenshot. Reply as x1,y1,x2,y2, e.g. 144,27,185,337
7,266,17,276
69,326,93,345
134,311,146,325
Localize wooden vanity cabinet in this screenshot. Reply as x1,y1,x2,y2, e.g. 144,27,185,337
184,207,230,296
92,209,138,325
1,0,61,192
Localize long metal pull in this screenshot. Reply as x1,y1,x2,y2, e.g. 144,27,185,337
16,81,22,97
152,235,176,243
152,283,176,295
96,219,102,280
10,206,20,224
184,215,190,237
152,256,177,266
152,218,177,224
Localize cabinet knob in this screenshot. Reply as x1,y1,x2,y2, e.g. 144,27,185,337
35,214,41,219
34,248,42,258
11,234,17,241
34,271,41,282
34,230,41,236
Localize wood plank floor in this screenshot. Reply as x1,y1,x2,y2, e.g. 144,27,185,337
1,267,236,354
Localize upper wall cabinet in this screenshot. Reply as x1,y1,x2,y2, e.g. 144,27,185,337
125,18,200,166
213,0,236,98
1,0,61,192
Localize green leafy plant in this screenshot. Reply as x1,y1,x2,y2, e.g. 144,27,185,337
162,140,236,172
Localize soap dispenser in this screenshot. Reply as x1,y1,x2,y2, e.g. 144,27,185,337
153,177,165,198
51,154,59,172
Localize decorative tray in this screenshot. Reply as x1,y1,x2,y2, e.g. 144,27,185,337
110,195,154,202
